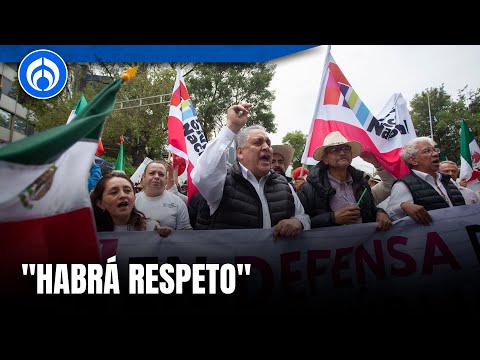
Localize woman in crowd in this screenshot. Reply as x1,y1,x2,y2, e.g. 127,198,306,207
135,160,192,237
90,172,166,234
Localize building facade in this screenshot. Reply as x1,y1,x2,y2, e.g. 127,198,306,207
0,62,34,145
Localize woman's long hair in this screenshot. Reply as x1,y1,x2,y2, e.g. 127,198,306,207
90,172,147,231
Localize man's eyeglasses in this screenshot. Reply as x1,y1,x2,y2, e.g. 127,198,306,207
325,145,352,154
419,147,441,155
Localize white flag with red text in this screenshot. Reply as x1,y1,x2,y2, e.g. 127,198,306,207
167,68,208,203
302,47,416,178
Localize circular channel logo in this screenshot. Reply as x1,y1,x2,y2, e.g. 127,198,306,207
18,49,68,100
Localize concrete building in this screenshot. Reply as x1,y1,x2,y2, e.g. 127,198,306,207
0,62,34,144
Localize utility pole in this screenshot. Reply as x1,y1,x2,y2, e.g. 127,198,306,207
426,90,434,140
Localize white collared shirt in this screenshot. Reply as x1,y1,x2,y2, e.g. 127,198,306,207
191,126,310,230
453,180,480,205
387,169,453,220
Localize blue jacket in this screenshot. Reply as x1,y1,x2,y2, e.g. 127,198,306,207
88,163,102,192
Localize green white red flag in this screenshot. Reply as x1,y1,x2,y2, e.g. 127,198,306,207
460,119,480,183
67,94,104,156
0,69,135,293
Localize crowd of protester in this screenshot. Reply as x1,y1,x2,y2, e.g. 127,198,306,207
89,102,480,238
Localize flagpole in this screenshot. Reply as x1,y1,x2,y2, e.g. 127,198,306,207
426,90,434,139
310,45,331,120
301,45,331,165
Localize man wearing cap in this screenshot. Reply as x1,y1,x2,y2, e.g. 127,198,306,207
271,144,295,182
298,131,391,230
191,102,310,238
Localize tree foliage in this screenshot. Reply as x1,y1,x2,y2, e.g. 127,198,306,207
16,62,277,167
15,64,100,132
410,84,480,162
185,63,277,139
282,130,306,169
99,64,175,166
459,86,480,137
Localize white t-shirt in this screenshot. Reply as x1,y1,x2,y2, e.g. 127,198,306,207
135,190,192,230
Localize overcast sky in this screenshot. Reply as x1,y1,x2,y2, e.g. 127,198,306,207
267,45,480,146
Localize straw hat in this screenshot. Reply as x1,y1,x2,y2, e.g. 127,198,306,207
271,145,295,167
313,131,362,160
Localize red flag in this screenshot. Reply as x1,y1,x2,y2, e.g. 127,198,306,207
301,46,416,178
172,153,186,176
168,68,208,203
95,139,104,156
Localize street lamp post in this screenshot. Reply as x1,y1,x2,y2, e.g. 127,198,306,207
426,90,434,140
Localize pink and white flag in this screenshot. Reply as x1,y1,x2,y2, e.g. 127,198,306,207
302,47,416,178
168,68,208,203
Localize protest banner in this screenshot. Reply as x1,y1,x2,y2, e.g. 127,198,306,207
93,205,480,316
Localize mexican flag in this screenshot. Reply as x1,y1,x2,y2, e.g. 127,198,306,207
66,94,88,124
460,119,480,183
67,95,105,156
0,73,130,293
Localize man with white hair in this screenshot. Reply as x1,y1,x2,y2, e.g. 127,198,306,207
386,137,466,224
191,102,310,239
